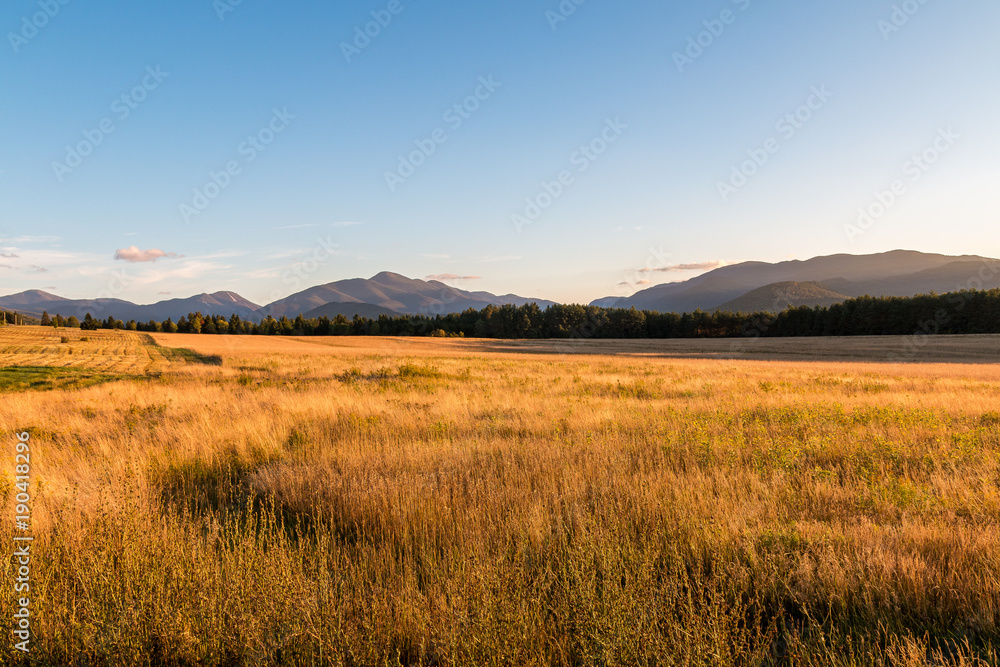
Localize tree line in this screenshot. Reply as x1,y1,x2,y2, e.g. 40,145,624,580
10,288,1000,340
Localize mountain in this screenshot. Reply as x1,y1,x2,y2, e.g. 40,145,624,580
4,254,998,323
596,251,999,313
0,272,555,322
302,302,400,320
714,282,850,313
259,271,555,318
0,290,261,322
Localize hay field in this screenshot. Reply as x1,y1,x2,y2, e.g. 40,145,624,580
2,326,1000,665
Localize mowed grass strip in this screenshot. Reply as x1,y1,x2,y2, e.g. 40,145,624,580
0,327,220,376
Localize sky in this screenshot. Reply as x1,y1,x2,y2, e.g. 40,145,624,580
1,0,998,306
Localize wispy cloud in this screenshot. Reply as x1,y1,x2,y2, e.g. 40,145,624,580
331,221,364,228
114,246,181,263
273,223,321,231
247,268,282,279
638,260,728,273
478,255,521,263
0,253,18,258
27,265,48,273
4,235,61,244
426,274,481,281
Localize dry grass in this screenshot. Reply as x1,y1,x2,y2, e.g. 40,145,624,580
2,326,1000,665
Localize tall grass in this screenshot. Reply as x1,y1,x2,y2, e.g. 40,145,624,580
1,328,999,665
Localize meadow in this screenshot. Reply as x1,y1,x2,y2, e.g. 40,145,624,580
1,325,999,666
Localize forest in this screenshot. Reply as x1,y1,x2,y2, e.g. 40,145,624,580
5,288,1000,340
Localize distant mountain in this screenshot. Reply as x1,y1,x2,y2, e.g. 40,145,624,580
259,271,555,319
0,290,261,322
4,254,998,324
714,282,850,313
591,296,624,308
0,272,555,323
302,302,400,320
596,251,999,313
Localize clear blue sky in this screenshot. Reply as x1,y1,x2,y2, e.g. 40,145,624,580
2,0,998,305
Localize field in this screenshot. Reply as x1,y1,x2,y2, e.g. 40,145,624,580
2,326,1000,666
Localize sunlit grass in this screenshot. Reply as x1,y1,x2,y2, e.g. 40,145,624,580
1,327,999,665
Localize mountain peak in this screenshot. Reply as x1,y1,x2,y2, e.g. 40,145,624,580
370,271,409,282
0,289,66,305
595,250,1000,313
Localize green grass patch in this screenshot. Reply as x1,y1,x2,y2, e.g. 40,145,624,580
0,366,120,393
140,334,223,366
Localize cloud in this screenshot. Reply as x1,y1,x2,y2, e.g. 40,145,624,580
0,253,18,258
114,246,181,263
5,235,61,244
639,260,728,273
426,274,481,281
273,223,321,231
27,265,48,273
158,291,171,295
478,255,521,263
331,221,364,228
637,279,651,285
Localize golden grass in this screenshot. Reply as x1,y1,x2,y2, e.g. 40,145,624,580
1,326,1000,665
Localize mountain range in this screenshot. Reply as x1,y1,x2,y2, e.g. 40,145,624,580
0,272,554,323
1,251,998,322
594,250,1000,313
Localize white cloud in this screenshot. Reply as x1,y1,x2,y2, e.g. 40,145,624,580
4,235,61,244
114,246,181,263
638,260,729,273
426,274,481,281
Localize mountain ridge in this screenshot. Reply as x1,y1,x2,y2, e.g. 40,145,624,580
596,250,999,312
3,252,999,322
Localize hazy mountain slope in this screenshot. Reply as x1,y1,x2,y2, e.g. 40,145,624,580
0,290,261,322
600,251,995,313
823,260,1000,298
714,282,851,313
260,272,555,318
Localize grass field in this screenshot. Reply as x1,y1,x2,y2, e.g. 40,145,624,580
2,326,1000,665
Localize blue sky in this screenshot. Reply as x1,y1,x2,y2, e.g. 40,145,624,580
1,0,998,305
